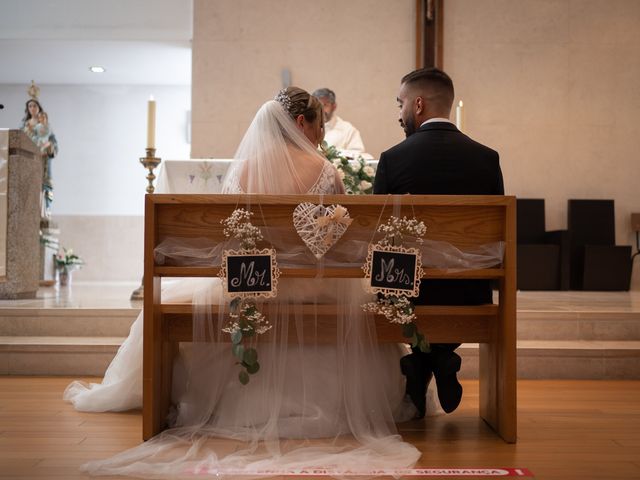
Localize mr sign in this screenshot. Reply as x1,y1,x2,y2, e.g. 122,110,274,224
363,244,423,297
220,248,280,299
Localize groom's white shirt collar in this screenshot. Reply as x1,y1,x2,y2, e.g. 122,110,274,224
420,117,454,127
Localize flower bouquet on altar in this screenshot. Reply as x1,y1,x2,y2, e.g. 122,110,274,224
322,142,375,194
54,247,84,286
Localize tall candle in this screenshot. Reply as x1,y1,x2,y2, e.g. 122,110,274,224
147,96,156,149
456,100,464,131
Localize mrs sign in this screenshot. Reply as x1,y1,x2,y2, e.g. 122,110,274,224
143,194,517,443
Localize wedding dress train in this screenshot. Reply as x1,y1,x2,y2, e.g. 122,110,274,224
64,279,206,412
69,97,436,478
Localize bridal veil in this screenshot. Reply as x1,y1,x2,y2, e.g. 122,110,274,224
81,90,422,478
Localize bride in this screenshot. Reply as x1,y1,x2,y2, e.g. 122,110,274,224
67,87,435,477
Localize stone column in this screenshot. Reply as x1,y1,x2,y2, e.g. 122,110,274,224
0,130,42,299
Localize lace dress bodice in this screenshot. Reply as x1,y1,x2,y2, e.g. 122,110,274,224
225,161,340,194
307,162,341,194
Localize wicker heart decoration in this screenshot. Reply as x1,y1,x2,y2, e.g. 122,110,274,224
292,203,353,259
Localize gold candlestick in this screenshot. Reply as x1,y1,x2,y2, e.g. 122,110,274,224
131,148,162,300
140,147,161,194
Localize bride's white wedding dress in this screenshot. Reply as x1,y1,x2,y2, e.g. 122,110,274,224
68,98,438,478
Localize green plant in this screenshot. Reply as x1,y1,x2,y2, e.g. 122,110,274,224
54,247,84,269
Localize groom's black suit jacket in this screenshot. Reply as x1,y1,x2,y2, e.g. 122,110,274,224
373,121,504,306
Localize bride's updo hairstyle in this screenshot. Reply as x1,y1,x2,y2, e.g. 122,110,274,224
275,86,321,123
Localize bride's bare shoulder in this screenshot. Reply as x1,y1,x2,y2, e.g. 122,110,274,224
286,144,324,164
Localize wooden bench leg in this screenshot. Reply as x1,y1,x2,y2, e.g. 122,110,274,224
479,299,517,442
143,277,163,441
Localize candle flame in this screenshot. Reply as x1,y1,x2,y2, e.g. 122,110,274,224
149,95,155,101
458,100,463,107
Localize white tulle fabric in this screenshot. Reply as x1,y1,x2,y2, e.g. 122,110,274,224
70,99,433,478
221,100,345,196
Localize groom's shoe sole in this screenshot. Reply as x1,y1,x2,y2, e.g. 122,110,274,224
400,354,430,419
433,351,463,414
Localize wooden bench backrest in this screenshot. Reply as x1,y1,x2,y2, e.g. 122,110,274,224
146,194,514,279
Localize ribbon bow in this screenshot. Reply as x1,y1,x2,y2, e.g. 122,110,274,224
315,205,353,246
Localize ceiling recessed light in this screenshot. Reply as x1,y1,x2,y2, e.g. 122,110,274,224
89,66,106,73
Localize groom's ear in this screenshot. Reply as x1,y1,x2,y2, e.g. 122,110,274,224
415,96,424,115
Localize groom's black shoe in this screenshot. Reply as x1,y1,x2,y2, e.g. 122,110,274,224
400,353,431,419
431,350,463,414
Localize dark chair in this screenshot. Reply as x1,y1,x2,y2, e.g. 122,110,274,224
568,200,632,291
517,199,570,290
630,213,640,279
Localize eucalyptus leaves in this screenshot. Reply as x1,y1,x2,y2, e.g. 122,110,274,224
223,298,271,384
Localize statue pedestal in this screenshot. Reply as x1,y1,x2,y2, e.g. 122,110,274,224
0,130,43,299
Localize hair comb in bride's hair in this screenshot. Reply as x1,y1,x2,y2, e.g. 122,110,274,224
275,89,292,113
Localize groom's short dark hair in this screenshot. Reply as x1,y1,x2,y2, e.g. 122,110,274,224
401,68,455,110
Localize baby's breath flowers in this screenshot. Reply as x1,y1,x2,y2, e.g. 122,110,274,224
221,208,263,249
377,216,427,247
222,300,272,336
362,295,416,325
362,215,430,353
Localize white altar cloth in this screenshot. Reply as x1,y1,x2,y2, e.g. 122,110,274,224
155,159,233,194
155,158,379,195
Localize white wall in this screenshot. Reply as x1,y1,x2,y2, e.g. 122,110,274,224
0,84,190,281
0,84,191,215
191,0,415,159
190,0,639,290
443,0,640,289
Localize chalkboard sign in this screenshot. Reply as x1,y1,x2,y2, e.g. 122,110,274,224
221,248,279,299
363,245,422,297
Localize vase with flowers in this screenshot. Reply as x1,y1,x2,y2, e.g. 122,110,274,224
54,248,84,286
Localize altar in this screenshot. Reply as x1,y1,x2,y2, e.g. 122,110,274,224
156,159,233,194
155,158,379,194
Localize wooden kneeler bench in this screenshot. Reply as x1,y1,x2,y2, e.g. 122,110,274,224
143,194,517,443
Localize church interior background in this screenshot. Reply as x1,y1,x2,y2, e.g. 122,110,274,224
0,1,639,478
0,0,637,288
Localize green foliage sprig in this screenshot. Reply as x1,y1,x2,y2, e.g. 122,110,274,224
222,298,272,384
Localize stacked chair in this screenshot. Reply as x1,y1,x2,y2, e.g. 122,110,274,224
568,199,632,291
517,199,570,290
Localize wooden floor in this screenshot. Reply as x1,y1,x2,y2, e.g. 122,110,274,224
0,378,638,479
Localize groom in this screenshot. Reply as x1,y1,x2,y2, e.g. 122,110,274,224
373,67,504,418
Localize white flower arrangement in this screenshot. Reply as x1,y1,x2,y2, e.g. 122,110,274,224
322,142,375,194
54,247,84,269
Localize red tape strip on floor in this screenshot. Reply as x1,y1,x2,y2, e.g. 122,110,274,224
188,467,535,477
